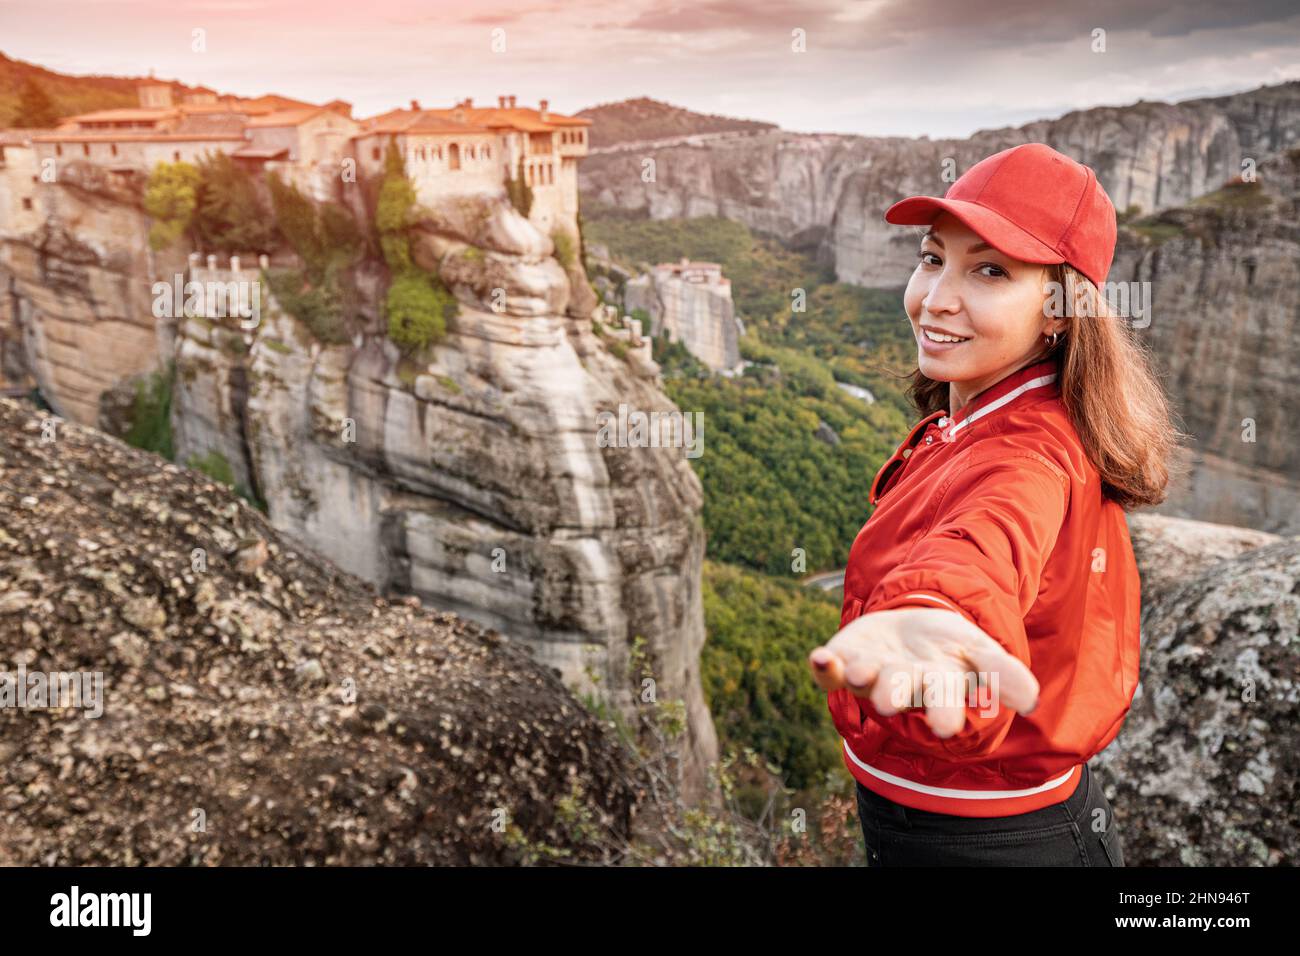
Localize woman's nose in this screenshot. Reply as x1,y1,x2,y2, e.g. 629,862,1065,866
921,268,963,314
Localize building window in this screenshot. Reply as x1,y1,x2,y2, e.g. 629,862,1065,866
485,145,491,159
22,198,32,211
372,147,380,161
55,145,62,157
449,143,460,170
111,144,118,156
174,151,181,162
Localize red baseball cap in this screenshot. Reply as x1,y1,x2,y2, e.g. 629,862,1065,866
884,143,1117,289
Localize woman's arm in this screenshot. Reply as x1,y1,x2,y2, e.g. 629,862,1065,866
813,453,1069,754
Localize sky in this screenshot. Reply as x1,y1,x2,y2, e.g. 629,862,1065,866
2,0,1299,138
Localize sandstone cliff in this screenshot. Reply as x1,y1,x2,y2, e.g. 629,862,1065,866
623,262,742,372
1108,149,1300,534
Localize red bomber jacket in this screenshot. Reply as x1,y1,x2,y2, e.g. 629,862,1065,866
827,357,1141,817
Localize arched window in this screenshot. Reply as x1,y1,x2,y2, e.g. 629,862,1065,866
449,143,460,170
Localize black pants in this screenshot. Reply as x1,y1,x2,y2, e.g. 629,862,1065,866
855,761,1126,866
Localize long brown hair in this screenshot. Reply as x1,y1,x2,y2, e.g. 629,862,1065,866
904,263,1190,509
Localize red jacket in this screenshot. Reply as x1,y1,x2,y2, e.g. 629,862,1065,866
828,358,1141,817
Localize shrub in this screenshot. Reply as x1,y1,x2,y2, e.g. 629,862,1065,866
12,78,59,129
267,173,361,281
386,272,454,354
263,266,351,345
552,229,576,269
186,449,235,486
143,161,200,250
124,363,175,459
505,155,533,217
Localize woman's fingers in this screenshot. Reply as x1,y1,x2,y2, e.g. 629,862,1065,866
842,655,881,695
808,647,845,692
868,659,919,715
962,636,1041,715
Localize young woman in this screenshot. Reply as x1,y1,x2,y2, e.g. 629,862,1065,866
809,143,1186,866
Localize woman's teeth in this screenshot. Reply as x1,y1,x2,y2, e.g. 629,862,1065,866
923,329,971,343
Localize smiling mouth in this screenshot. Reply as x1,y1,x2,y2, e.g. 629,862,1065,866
922,328,972,343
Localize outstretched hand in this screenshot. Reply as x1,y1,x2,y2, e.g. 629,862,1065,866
809,607,1039,740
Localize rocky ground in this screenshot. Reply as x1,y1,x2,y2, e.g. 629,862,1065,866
0,397,641,865
1096,514,1300,866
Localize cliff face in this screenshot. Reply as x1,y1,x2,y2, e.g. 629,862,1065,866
0,172,719,801
623,266,741,372
1108,149,1300,534
579,80,1300,287
0,162,183,417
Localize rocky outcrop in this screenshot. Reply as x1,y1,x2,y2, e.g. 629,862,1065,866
1096,512,1299,866
0,169,720,803
623,261,741,371
0,161,182,423
167,193,719,802
0,397,640,864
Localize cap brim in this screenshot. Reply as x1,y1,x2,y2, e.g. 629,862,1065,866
884,196,1062,265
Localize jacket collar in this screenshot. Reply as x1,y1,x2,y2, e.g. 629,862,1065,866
868,358,1061,507
943,358,1060,440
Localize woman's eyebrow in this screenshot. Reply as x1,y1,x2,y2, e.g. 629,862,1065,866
921,230,995,255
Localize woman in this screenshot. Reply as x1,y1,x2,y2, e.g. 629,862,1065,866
808,143,1185,866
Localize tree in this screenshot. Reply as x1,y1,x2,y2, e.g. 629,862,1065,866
13,78,59,129
193,153,277,254
267,172,360,280
143,161,201,250
375,141,417,272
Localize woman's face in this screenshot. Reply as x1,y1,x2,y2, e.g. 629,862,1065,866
902,211,1062,408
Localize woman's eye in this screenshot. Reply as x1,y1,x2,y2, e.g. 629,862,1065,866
978,263,1009,278
917,250,940,266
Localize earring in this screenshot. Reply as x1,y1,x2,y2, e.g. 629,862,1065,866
1044,331,1059,347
